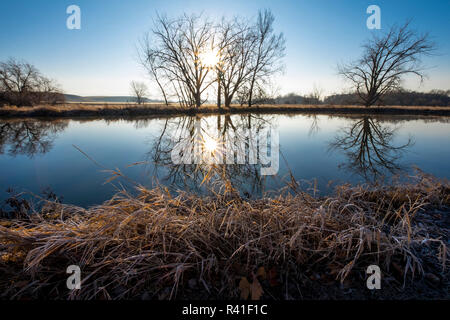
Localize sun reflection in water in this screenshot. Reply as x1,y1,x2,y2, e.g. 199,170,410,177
203,136,218,153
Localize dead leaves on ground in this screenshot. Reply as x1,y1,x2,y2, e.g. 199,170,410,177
239,277,262,300
238,266,279,300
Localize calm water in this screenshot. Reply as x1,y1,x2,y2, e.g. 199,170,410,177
1,113,450,207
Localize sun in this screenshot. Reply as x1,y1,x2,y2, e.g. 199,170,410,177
199,49,220,68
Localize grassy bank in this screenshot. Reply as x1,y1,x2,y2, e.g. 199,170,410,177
0,173,449,300
1,103,450,118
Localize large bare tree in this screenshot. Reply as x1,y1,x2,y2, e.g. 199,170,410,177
139,11,285,109
338,22,435,107
139,14,216,109
217,17,254,108
246,9,285,107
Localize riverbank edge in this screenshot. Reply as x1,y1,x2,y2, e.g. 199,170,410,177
1,104,450,118
0,174,449,300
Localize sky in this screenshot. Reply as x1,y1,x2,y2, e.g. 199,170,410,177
0,0,449,98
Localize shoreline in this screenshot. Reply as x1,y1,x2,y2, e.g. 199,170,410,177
0,175,448,300
1,103,450,119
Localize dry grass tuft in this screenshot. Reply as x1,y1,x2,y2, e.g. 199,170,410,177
0,173,448,300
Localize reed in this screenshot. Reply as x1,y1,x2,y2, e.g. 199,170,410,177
1,103,450,118
0,172,448,299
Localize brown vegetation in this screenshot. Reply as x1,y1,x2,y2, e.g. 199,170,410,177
1,103,450,118
0,172,448,300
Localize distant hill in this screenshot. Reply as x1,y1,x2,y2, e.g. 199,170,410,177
64,94,161,103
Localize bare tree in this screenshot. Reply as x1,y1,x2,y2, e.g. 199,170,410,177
299,86,323,105
0,59,40,107
309,84,324,103
35,76,65,105
338,22,435,107
139,11,285,109
138,38,169,106
216,17,254,108
130,81,148,105
0,58,63,107
246,9,285,107
139,14,216,109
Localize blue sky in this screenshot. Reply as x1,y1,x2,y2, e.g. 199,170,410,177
0,0,449,97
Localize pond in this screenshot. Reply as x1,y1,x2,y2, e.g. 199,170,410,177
1,113,450,207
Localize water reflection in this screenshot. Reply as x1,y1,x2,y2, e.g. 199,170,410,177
145,114,275,196
307,114,320,137
1,114,449,206
328,116,413,180
0,120,68,157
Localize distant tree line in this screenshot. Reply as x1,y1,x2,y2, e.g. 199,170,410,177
267,89,450,106
323,90,450,106
0,58,65,107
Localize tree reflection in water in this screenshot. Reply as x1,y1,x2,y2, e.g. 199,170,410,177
329,116,414,180
0,120,68,157
0,115,419,199
145,114,276,196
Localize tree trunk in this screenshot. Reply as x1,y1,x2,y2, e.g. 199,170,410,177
155,77,169,106
217,81,222,109
195,92,201,108
248,77,256,107
224,96,232,108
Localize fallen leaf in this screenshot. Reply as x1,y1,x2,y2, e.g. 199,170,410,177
250,277,264,300
239,277,250,300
